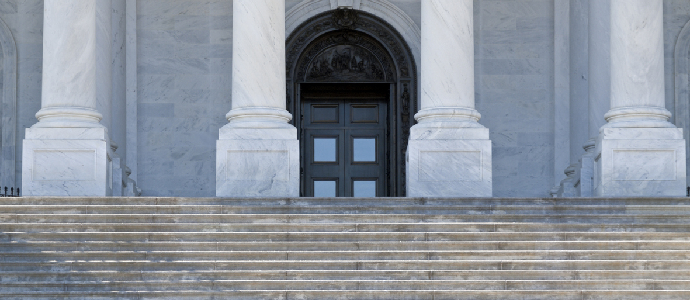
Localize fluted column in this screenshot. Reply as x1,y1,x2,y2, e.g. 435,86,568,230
594,0,686,196
22,0,114,196
216,0,299,197
407,0,492,197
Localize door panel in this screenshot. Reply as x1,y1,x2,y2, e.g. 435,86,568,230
302,99,388,197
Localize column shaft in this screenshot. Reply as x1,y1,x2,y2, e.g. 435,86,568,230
420,0,473,111
415,0,480,126
35,0,102,127
606,0,671,127
227,0,291,127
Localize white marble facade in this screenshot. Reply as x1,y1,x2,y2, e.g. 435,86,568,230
1,0,689,197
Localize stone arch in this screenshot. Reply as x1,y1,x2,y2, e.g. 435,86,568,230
286,0,420,90
0,16,17,188
286,9,418,196
674,19,690,185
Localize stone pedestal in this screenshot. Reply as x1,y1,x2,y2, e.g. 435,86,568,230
407,126,491,197
216,0,299,197
216,116,299,197
407,0,492,197
595,128,686,196
22,128,112,196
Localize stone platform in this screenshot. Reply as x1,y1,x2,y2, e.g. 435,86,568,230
1,197,690,299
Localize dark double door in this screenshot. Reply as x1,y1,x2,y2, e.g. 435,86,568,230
302,99,388,197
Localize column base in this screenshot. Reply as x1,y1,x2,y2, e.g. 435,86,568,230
406,127,492,197
22,127,113,197
216,126,299,197
594,128,686,197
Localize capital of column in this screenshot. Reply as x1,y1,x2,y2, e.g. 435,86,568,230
603,106,675,129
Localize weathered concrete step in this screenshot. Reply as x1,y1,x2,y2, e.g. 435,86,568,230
5,231,690,242
2,205,689,215
2,250,690,261
2,213,690,224
5,290,690,300
2,240,688,252
3,222,690,232
5,269,690,281
3,279,690,292
4,197,690,207
3,259,687,271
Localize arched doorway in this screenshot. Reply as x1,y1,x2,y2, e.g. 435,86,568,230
286,9,418,197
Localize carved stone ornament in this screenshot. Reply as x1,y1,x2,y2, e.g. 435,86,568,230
333,8,358,30
307,45,385,81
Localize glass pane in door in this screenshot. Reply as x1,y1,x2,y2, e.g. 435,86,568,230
353,180,376,197
314,180,337,197
313,138,337,162
353,138,376,162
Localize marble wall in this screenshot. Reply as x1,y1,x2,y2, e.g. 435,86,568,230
665,0,690,121
474,0,555,197
0,0,43,189
136,0,232,196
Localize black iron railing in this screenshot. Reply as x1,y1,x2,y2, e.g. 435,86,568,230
0,187,19,197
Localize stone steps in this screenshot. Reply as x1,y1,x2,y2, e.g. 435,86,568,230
2,259,689,271
2,213,690,224
5,290,690,300
4,197,690,205
1,240,689,251
1,205,689,214
2,250,690,261
4,269,690,280
1,197,689,298
4,223,690,232
3,279,690,291
4,231,690,242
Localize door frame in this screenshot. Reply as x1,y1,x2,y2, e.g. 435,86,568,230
299,83,393,197
286,9,418,196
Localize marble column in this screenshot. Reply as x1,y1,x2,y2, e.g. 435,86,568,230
216,0,299,197
594,0,686,196
406,0,492,197
22,0,113,196
580,0,611,197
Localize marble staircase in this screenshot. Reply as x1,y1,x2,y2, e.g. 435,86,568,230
1,197,690,299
